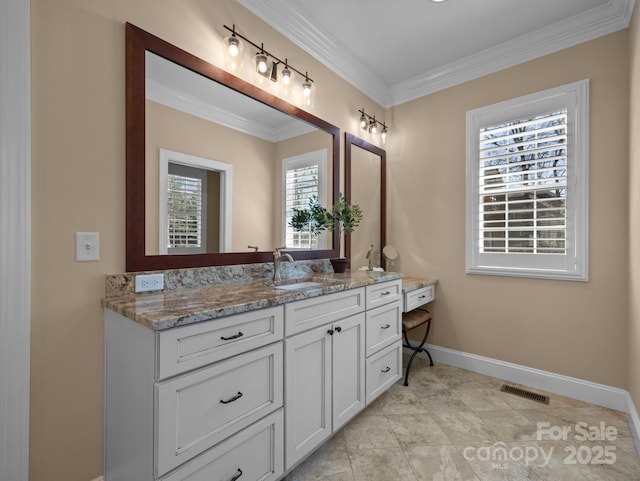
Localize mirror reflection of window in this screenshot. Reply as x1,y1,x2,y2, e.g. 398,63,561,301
158,149,232,255
282,150,327,249
167,163,208,254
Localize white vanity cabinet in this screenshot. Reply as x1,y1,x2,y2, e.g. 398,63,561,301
104,277,404,481
283,287,366,469
284,311,365,468
283,280,402,470
104,305,285,481
364,280,403,404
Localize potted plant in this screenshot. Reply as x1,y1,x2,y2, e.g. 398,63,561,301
288,196,327,246
289,193,363,273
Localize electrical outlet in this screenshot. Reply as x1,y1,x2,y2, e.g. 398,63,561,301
135,273,164,292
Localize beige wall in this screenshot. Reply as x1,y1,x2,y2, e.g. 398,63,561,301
30,1,637,480
629,7,640,420
388,31,630,388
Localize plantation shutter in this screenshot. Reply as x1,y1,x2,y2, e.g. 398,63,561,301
478,109,568,255
285,164,319,249
167,164,207,252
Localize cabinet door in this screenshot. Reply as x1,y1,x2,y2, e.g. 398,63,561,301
332,313,365,431
284,326,332,470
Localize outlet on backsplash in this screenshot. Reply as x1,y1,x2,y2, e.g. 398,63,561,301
135,273,164,292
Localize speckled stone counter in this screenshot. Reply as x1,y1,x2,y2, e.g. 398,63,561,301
401,275,438,293
103,269,403,331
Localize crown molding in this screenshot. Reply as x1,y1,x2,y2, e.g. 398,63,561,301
238,0,635,108
390,0,636,105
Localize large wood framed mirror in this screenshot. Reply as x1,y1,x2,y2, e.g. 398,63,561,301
126,23,340,272
345,133,386,270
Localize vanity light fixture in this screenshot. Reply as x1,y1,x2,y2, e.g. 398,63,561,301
369,116,379,136
359,112,368,131
358,108,389,144
301,72,315,108
222,24,316,106
223,24,244,73
282,60,292,85
255,46,269,74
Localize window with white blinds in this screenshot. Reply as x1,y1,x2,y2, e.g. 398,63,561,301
466,80,589,281
167,163,207,254
479,110,567,255
282,150,327,249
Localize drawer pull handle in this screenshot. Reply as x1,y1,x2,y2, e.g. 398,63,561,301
381,324,391,330
229,468,243,481
381,366,391,373
418,295,427,299
380,291,391,296
220,392,243,404
335,326,342,333
220,331,244,341
327,328,334,335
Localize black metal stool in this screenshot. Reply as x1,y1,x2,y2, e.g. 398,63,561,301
402,307,433,386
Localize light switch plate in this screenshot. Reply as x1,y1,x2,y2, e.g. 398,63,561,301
75,232,99,262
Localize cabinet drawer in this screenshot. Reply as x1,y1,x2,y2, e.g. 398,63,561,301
403,285,435,313
284,287,365,336
155,343,283,477
365,300,401,357
365,341,402,404
365,280,402,310
161,409,284,481
157,306,284,380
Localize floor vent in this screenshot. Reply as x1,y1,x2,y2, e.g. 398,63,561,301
500,384,550,405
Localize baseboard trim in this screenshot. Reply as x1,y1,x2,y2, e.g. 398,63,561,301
626,391,640,455
409,344,628,412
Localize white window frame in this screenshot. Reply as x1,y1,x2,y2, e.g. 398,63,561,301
465,80,589,281
282,149,327,249
159,149,233,254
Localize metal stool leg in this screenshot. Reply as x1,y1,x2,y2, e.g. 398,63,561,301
402,316,433,386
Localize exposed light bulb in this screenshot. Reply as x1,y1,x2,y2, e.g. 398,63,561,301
369,119,378,136
359,113,368,131
255,51,268,74
303,80,312,97
282,65,291,85
227,36,240,57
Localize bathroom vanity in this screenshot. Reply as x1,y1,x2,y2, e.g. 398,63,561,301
103,270,405,481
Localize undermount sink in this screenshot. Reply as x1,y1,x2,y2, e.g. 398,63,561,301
273,281,325,290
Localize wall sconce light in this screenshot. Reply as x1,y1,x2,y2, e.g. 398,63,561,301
223,24,244,73
358,108,389,144
255,46,269,74
222,24,316,108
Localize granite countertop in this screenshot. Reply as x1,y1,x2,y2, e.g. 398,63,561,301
401,275,438,293
103,270,403,331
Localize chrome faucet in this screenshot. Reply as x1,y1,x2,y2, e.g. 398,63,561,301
273,247,294,281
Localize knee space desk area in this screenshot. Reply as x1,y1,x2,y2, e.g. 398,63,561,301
102,270,437,481
401,276,439,386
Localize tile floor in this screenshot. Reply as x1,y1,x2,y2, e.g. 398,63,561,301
284,356,640,481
